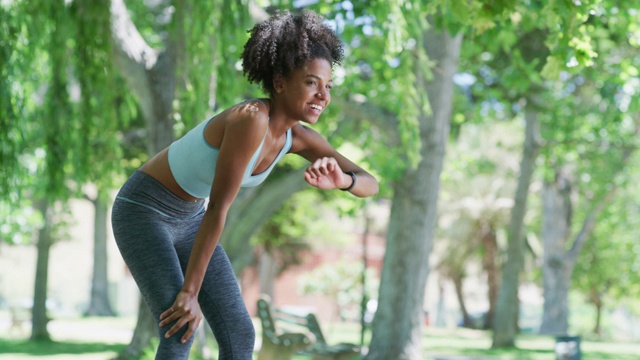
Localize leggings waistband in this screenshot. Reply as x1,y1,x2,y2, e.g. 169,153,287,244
115,170,205,219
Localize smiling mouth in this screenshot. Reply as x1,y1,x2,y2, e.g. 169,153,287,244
310,104,323,111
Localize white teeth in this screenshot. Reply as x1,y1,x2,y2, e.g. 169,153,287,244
310,104,322,110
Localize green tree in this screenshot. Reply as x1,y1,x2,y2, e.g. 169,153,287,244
365,6,463,360
296,1,502,356
573,188,640,335
1,0,120,341
437,121,523,330
456,0,621,347
537,0,640,336
84,189,116,317
460,10,550,349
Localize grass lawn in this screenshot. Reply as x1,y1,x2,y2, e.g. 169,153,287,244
1,315,639,360
421,327,640,360
0,315,133,360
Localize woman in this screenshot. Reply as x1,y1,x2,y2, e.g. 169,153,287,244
111,9,379,360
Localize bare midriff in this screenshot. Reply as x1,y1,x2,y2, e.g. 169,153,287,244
139,148,202,202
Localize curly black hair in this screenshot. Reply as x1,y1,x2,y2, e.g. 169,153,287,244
241,9,344,96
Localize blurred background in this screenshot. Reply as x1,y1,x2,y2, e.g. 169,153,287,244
1,0,640,359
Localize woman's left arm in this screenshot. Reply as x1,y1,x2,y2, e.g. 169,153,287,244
291,124,379,198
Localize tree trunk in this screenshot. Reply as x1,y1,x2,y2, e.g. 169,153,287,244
589,288,603,336
492,102,541,348
452,275,472,328
222,168,308,274
434,280,447,327
594,302,602,336
539,169,572,335
481,225,499,330
110,0,178,356
366,24,462,360
85,190,115,317
538,164,621,337
258,250,276,299
360,209,372,345
114,299,157,360
31,198,52,341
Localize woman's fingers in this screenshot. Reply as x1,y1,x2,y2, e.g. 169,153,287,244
160,306,176,320
308,157,339,177
159,307,178,326
159,304,203,344
181,317,202,344
165,317,189,340
305,157,346,190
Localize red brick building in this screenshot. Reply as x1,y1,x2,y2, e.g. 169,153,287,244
240,231,387,323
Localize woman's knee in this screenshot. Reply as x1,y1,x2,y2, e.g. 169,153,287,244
238,315,256,343
209,312,255,359
224,309,255,341
234,313,256,356
155,331,195,360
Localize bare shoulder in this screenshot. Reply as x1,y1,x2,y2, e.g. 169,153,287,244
204,100,269,148
226,99,270,128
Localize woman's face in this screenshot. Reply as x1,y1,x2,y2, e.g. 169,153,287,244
278,58,333,124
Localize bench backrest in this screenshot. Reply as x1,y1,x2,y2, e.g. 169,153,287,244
257,297,278,340
301,312,327,345
257,297,328,344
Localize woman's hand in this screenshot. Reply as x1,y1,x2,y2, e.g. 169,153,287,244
159,290,202,344
304,157,353,190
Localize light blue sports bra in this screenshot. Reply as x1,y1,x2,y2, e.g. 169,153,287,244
168,100,292,199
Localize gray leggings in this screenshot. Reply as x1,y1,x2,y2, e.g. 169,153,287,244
111,170,255,360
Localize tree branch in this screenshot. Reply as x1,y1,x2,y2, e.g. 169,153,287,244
567,188,617,264
222,167,309,274
568,148,634,263
332,96,400,146
109,0,158,121
110,0,158,69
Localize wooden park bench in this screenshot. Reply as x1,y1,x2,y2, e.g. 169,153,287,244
257,296,361,360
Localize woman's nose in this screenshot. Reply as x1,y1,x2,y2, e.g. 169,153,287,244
316,88,328,99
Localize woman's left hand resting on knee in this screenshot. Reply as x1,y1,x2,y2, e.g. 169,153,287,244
159,290,202,343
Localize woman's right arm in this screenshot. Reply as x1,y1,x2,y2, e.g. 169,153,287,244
158,107,269,343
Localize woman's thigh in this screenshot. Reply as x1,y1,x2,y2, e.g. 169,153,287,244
112,198,186,319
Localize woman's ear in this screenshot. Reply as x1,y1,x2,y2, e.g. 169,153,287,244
273,75,284,93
